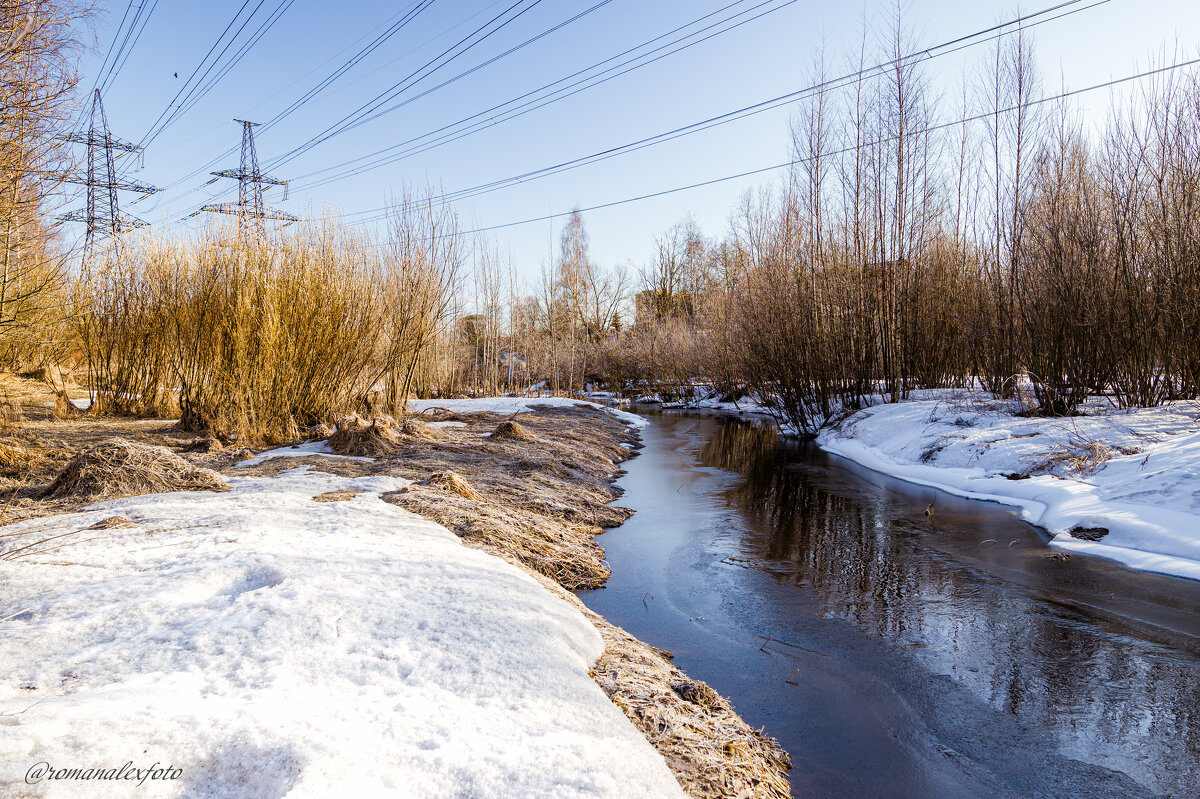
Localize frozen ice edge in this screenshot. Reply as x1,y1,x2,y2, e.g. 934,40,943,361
814,398,1200,583
680,392,1200,582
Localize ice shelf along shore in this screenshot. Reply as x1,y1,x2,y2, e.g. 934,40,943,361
815,390,1200,582
0,465,685,798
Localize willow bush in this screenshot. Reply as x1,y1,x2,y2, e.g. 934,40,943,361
74,201,462,443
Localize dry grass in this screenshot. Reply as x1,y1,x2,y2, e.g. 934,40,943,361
589,613,793,799
386,482,612,589
181,436,224,454
420,470,479,499
328,415,404,457
44,438,229,500
1025,428,1114,477
73,202,462,444
373,404,792,797
307,423,335,441
327,414,444,457
0,437,43,472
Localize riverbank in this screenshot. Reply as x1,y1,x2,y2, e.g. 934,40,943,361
660,387,1200,581
814,391,1200,581
0,396,790,798
582,410,1199,799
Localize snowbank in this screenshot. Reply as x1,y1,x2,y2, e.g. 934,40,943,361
408,397,647,429
686,394,775,417
0,468,685,798
818,392,1200,581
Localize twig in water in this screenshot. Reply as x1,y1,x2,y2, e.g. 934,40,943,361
0,608,33,624
760,636,772,651
785,669,799,685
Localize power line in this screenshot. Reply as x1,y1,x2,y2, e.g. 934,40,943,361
55,90,161,258
164,0,297,127
305,0,616,144
99,0,162,94
177,0,609,217
348,56,1200,237
139,0,448,198
338,0,1108,222
293,0,1098,202
291,0,785,190
84,0,137,100
175,0,774,216
131,0,262,151
199,119,298,239
263,0,550,172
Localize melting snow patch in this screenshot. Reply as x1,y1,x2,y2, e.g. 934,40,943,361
0,469,685,798
236,440,374,467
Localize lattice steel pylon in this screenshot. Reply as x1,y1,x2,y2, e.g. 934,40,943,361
57,89,160,258
199,119,298,239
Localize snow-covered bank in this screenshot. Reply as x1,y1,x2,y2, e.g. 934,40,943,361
0,468,685,798
409,396,647,429
816,392,1200,581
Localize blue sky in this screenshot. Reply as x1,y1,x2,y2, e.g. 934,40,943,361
71,0,1200,281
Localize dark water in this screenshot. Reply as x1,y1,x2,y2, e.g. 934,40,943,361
579,411,1200,799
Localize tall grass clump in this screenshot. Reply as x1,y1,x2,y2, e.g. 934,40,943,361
74,195,463,443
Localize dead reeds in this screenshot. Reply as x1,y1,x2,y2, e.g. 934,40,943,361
44,438,229,500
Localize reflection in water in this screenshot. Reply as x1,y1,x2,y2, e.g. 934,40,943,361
696,418,1200,795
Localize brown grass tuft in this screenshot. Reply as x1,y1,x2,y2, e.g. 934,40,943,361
1,398,25,429
489,419,536,441
421,470,478,499
328,415,403,457
229,447,255,463
307,423,335,441
44,439,229,500
671,678,725,712
87,515,135,530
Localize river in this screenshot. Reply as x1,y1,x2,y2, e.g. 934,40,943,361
579,410,1200,799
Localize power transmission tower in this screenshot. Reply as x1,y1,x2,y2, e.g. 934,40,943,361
200,119,298,239
57,89,160,258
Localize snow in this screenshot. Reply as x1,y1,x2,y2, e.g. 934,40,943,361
408,397,647,429
0,468,685,798
818,391,1200,581
236,440,373,467
686,393,775,417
